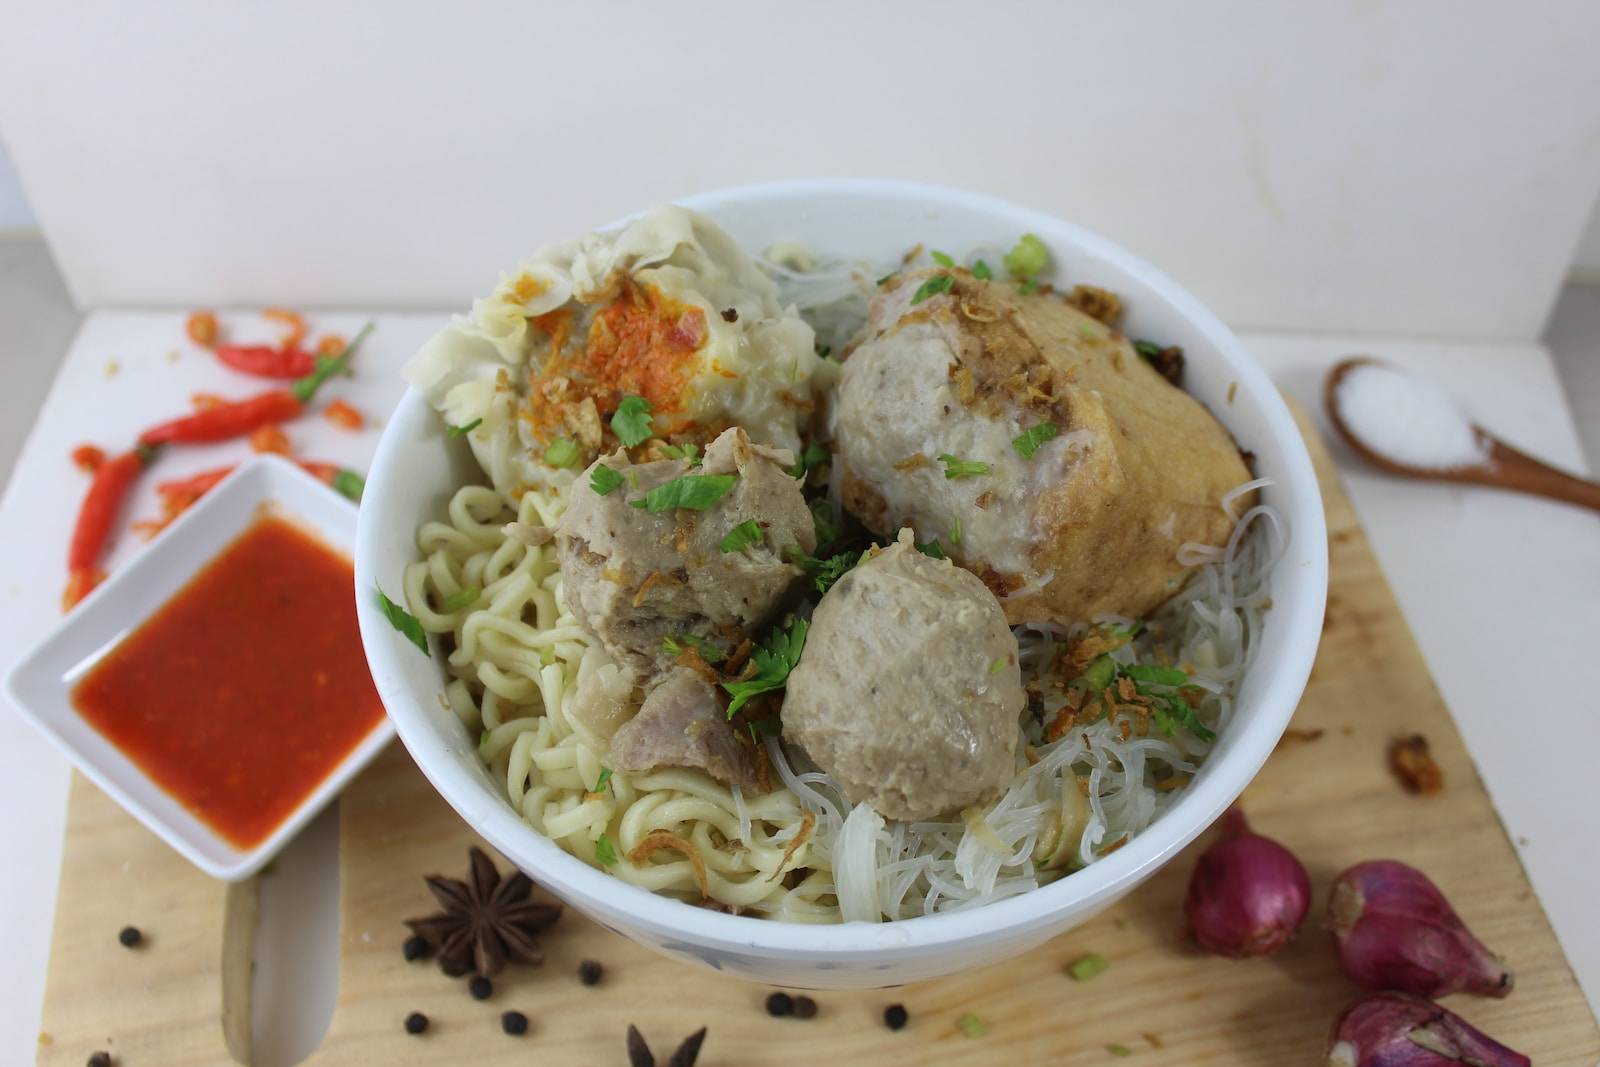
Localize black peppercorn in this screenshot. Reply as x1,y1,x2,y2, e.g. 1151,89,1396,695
501,1010,529,1036
884,1003,909,1031
87,1054,113,1067
578,959,603,986
793,995,817,1019
117,926,142,948
404,1011,429,1035
469,975,493,1000
765,991,794,1017
401,934,430,962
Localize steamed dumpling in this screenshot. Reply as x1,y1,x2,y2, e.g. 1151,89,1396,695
405,206,835,498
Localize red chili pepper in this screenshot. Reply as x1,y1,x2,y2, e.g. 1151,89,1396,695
138,323,372,447
214,343,317,379
71,444,107,474
64,444,161,609
155,466,235,500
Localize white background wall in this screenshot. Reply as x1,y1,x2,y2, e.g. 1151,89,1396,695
3,1,1600,341
0,141,35,231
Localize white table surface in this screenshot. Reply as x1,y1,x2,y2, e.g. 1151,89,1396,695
0,312,1595,1065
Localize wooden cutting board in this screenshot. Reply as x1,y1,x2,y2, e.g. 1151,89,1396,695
33,413,1600,1066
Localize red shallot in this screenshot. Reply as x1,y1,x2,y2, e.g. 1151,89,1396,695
1183,808,1310,957
1329,860,1512,998
1326,993,1528,1067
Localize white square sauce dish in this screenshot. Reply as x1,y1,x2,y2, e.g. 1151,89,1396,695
5,455,393,881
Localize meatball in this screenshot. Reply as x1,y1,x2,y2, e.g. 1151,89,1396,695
609,667,758,789
556,426,816,672
780,530,1022,822
833,268,1251,625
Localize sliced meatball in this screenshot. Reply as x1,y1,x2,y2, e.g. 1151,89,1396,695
833,268,1251,625
609,667,758,789
780,530,1022,822
556,426,816,673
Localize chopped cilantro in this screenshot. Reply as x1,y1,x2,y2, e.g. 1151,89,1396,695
937,454,991,479
789,441,831,479
723,617,807,716
376,586,428,653
809,497,843,548
1133,340,1163,359
441,586,481,613
950,517,963,545
593,767,613,794
590,464,624,495
1067,953,1110,982
659,442,701,464
972,259,993,281
956,1012,988,1038
447,417,482,438
748,718,782,741
1013,421,1059,458
545,436,582,468
989,656,1007,675
930,250,954,267
595,833,618,866
1017,278,1041,295
719,519,764,553
610,395,653,446
629,473,737,513
662,633,729,664
911,273,955,305
788,546,861,595
916,538,947,560
1003,233,1049,278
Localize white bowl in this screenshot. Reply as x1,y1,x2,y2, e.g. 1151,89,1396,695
6,456,394,880
354,179,1328,988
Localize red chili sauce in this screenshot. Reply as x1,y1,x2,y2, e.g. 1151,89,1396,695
72,514,384,849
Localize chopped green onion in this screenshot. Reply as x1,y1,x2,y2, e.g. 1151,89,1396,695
628,473,737,513
1003,233,1049,279
331,469,365,501
1082,655,1116,691
1017,278,1041,295
723,617,807,716
659,442,701,464
662,633,728,663
916,538,947,560
989,657,1007,675
972,259,993,281
595,833,618,866
937,454,991,479
593,767,613,794
447,417,482,438
1012,422,1060,458
1122,664,1188,686
719,519,764,553
789,441,831,480
376,586,428,654
441,586,481,613
949,517,963,545
590,464,624,496
545,436,582,468
930,250,954,267
1107,1044,1132,1057
1067,953,1110,982
610,395,653,447
911,273,955,305
956,1012,988,1038
1133,340,1163,359
479,728,491,747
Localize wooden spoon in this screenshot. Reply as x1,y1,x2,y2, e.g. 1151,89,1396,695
1324,356,1600,514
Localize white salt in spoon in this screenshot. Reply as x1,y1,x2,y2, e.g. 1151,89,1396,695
1324,357,1600,514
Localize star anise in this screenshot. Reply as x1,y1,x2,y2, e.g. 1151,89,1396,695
626,1024,707,1067
403,846,562,977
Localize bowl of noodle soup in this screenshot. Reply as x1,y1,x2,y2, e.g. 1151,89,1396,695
355,179,1327,987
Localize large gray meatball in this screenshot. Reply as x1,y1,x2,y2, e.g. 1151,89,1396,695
780,529,1023,821
557,426,816,673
